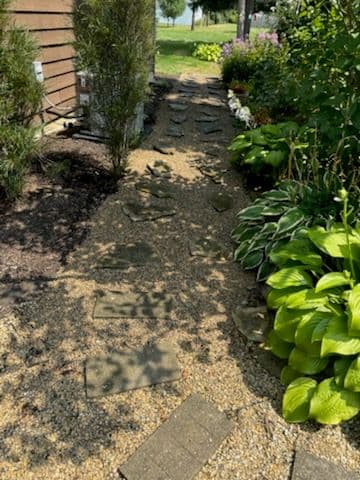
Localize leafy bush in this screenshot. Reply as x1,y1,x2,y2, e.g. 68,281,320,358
0,0,43,198
232,180,342,282
193,43,222,63
267,191,360,425
73,0,154,177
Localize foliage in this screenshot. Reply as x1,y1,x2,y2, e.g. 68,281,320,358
192,42,222,62
231,180,343,282
73,0,154,177
0,0,43,199
267,191,360,425
159,0,186,25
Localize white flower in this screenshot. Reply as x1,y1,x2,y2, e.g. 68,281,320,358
229,96,241,112
235,106,254,128
227,89,235,99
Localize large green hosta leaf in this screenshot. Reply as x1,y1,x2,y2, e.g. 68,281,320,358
267,286,305,310
275,208,305,238
267,267,313,289
274,306,305,342
308,225,360,259
344,356,360,392
348,284,360,337
285,289,329,310
269,239,322,268
267,330,293,359
282,377,317,423
237,205,266,220
321,315,360,356
309,377,360,424
334,357,354,387
289,347,328,375
315,272,351,292
262,189,291,202
280,365,303,385
295,314,323,356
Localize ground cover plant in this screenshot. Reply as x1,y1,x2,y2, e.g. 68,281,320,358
0,0,43,199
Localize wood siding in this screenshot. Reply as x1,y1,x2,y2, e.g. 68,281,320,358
10,0,77,125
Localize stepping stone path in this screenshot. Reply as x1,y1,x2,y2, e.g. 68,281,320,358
208,192,233,212
119,393,233,480
147,159,172,178
169,102,189,112
153,144,175,155
85,342,180,398
166,125,184,138
232,306,269,343
97,242,159,269
170,113,187,124
291,450,358,480
189,237,227,259
122,201,176,222
199,165,227,184
94,291,175,319
135,180,175,199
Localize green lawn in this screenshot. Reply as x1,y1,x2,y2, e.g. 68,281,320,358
156,24,265,76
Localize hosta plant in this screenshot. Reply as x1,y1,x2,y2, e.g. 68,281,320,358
232,180,340,282
266,190,360,425
192,43,222,63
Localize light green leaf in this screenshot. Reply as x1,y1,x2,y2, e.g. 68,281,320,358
280,366,303,385
265,150,286,167
289,347,328,375
269,239,322,268
295,314,323,356
267,287,305,310
315,272,351,292
348,284,360,337
344,356,360,392
275,208,305,237
310,311,332,342
241,250,263,270
267,330,293,359
308,225,360,259
321,315,360,356
282,377,317,423
309,377,360,424
334,357,354,386
274,306,305,343
267,267,313,289
285,288,329,310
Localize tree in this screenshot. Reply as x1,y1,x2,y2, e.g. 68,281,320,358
159,0,186,26
73,0,154,177
189,0,201,30
0,0,43,198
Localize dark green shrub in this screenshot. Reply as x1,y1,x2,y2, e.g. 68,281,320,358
0,0,43,199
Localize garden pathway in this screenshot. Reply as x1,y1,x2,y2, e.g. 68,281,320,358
0,75,359,480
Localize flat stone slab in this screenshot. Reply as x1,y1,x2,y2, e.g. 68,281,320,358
85,342,180,398
153,144,175,155
166,126,184,138
169,102,189,112
199,165,227,184
93,291,175,319
200,108,217,117
147,160,172,178
189,237,226,259
135,181,175,199
122,202,176,222
232,306,269,343
208,192,233,212
195,115,219,123
292,450,358,480
178,87,197,94
199,123,223,135
120,393,234,480
170,113,187,124
97,242,159,269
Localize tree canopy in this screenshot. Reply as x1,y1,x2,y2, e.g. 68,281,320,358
159,0,187,25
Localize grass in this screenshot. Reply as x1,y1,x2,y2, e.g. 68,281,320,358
156,24,265,76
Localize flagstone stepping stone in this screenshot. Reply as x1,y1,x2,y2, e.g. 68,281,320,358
199,123,223,135
195,115,219,123
178,87,197,94
169,102,189,112
153,144,175,155
200,108,217,117
135,181,175,199
291,450,358,480
179,92,194,98
166,126,184,138
232,306,269,343
208,192,233,212
97,242,159,269
119,393,234,480
189,237,226,259
85,342,180,398
147,160,172,178
93,291,175,319
122,201,176,222
199,165,226,184
170,113,187,124
208,84,222,91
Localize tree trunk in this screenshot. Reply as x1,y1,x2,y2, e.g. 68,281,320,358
191,6,195,30
244,0,255,39
236,0,245,39
172,18,175,27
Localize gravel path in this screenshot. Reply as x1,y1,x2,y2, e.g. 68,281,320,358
0,74,359,480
